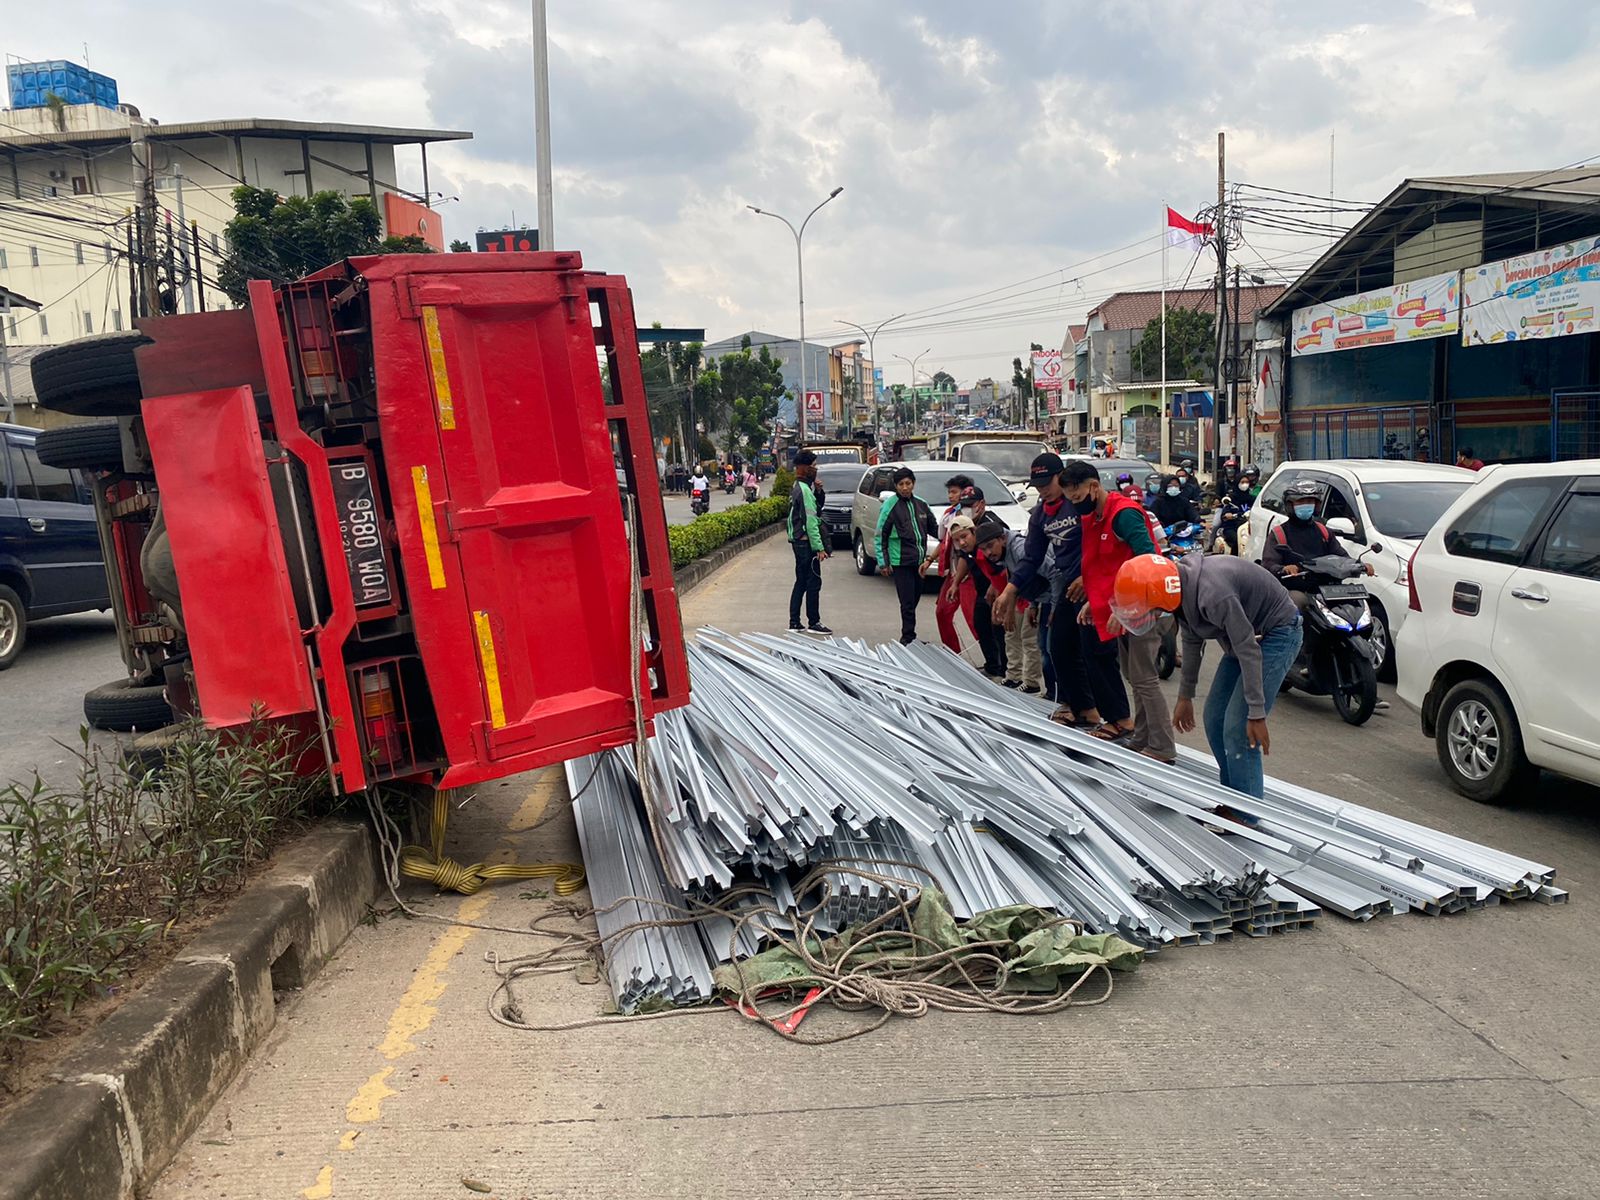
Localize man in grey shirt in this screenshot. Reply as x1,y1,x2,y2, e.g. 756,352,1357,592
1170,555,1301,798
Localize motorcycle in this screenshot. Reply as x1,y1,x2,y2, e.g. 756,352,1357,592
1279,551,1380,725
744,484,759,503
690,487,710,517
1164,522,1203,558
1153,525,1201,679
1208,499,1251,556
722,473,736,494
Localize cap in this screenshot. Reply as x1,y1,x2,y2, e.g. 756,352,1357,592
958,485,986,507
946,513,975,534
793,449,816,466
973,514,1008,544
1029,452,1065,487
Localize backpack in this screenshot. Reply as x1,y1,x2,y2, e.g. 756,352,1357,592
1272,520,1330,548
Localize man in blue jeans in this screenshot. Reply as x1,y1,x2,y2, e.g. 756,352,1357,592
1110,553,1301,798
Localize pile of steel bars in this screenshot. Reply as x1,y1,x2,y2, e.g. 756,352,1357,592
568,631,1561,1012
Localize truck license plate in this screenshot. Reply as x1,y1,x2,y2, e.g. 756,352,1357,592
329,462,393,607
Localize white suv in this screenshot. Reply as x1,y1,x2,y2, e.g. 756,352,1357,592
1249,460,1475,675
849,461,1024,578
1396,461,1600,803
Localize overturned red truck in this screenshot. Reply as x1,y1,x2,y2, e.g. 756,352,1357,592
30,252,689,794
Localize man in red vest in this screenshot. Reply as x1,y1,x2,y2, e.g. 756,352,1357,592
1062,459,1175,761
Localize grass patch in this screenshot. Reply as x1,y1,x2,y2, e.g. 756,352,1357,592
0,720,325,1088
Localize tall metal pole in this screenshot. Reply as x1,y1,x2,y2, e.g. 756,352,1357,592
1160,200,1169,470
1215,130,1227,460
130,118,159,316
838,313,906,450
192,221,206,312
1232,264,1243,462
173,164,194,313
748,188,843,446
531,0,555,249
1,301,13,419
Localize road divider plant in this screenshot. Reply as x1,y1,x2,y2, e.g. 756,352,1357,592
0,721,324,1088
666,495,787,567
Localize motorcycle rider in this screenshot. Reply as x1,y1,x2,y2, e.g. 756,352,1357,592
689,465,711,513
1174,462,1203,506
1214,464,1261,555
1150,474,1202,529
1143,472,1163,507
1212,455,1241,502
1261,480,1374,611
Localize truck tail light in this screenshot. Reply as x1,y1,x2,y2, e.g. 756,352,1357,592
1407,547,1422,612
360,665,403,767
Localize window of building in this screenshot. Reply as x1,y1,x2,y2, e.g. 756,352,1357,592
75,242,85,265
1534,492,1600,580
29,246,39,268
37,312,47,336
111,309,123,331
210,232,220,254
6,318,15,338
72,176,91,195
0,247,7,270
1444,481,1559,565
104,242,115,263
82,311,93,334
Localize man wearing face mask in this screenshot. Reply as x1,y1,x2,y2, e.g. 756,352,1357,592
1176,460,1203,506
1261,479,1373,610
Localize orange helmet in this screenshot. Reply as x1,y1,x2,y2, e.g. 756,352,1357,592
1111,554,1182,633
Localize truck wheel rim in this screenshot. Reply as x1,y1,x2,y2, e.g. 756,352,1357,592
0,599,16,657
1447,700,1498,781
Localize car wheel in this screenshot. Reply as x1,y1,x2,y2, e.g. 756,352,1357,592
0,584,26,670
1366,602,1396,682
29,332,150,418
854,533,875,576
83,677,175,732
34,421,125,472
1435,678,1537,804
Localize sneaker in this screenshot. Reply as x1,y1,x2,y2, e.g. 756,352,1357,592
1021,684,1041,695
1002,679,1022,689
806,624,834,635
788,623,804,632
899,634,916,645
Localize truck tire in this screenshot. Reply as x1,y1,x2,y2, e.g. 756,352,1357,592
30,332,150,418
34,422,124,472
83,677,174,732
0,584,26,670
1435,678,1537,805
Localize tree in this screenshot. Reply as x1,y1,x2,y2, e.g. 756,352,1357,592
1129,308,1215,382
217,185,436,306
449,239,472,253
930,369,957,392
708,338,786,458
1011,343,1043,423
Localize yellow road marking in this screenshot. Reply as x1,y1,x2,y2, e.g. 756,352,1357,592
421,306,456,430
411,466,448,590
302,1165,333,1199
472,611,508,729
377,892,493,1060
338,1130,361,1152
507,770,562,832
345,1067,395,1123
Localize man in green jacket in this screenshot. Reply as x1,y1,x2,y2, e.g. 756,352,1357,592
787,449,831,634
875,467,938,644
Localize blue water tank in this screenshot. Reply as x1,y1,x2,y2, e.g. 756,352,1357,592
6,60,120,111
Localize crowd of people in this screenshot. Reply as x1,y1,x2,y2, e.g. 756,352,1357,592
781,447,1388,801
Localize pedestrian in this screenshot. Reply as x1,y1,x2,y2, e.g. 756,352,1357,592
875,467,939,644
786,449,832,635
973,515,1042,692
1109,553,1302,800
1456,446,1485,471
939,474,975,537
1063,459,1172,759
993,453,1109,729
935,513,986,666
952,489,1005,676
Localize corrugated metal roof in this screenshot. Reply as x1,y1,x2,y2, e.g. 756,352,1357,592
0,117,472,150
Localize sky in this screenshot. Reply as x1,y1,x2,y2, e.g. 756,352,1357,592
8,0,1600,385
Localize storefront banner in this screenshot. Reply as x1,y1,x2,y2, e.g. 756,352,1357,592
1290,270,1460,356
1462,234,1600,345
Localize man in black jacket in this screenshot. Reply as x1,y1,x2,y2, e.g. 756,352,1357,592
1260,479,1373,608
874,467,939,644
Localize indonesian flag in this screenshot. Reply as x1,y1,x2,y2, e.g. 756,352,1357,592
1166,206,1214,253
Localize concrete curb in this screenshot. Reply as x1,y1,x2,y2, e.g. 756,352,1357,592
1,516,777,1199
673,520,785,594
2,820,378,1200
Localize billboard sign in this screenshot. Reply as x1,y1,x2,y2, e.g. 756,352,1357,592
1291,270,1459,356
474,228,540,253
1031,349,1064,391
383,194,445,251
1462,234,1600,345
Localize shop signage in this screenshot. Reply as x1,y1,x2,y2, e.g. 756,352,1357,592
1462,233,1600,345
1290,270,1459,356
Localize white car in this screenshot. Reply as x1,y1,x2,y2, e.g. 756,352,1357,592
1248,460,1476,675
849,460,1026,579
1396,460,1600,803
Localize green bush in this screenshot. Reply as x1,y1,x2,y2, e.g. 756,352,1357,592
668,495,787,567
0,720,324,1083
770,465,795,500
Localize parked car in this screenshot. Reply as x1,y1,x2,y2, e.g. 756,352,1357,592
1248,459,1475,677
815,462,868,549
0,421,112,669
1396,460,1600,803
849,461,1025,579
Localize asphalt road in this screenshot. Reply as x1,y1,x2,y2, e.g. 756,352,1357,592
89,532,1600,1198
0,611,125,789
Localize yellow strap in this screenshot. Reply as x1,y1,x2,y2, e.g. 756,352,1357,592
398,789,585,896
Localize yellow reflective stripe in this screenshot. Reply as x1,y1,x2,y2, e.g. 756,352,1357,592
421,305,456,431
410,465,447,590
472,611,507,728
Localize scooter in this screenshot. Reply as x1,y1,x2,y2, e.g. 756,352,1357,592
1280,551,1380,725
722,473,736,495
1164,522,1204,558
690,487,710,517
744,484,759,503
1208,499,1250,556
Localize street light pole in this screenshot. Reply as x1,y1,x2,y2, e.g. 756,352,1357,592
747,187,843,447
531,0,555,249
894,348,931,435
837,313,906,450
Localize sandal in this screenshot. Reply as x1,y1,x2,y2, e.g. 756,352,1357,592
1048,707,1076,726
1087,723,1130,742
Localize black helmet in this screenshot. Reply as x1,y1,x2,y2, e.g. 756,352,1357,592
1242,464,1261,480
1181,457,1196,470
1284,479,1324,504
1144,472,1161,489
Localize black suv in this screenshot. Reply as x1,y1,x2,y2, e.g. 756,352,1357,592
0,421,110,668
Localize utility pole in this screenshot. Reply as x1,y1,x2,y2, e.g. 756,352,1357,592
129,117,159,317
1231,264,1243,463
192,221,206,312
1214,130,1228,458
126,216,137,324
173,164,194,313
531,0,555,250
